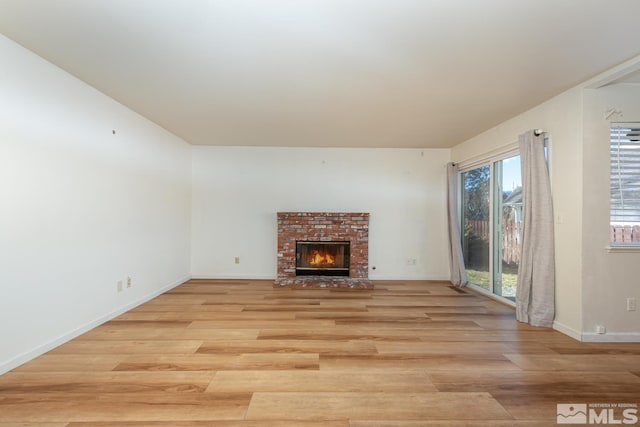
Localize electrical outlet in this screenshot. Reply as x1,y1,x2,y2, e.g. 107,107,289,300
627,297,637,312
596,325,606,334
117,280,123,292
234,257,240,264
406,258,417,266
127,276,132,288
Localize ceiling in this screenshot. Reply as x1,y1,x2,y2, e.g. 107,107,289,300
1,0,639,148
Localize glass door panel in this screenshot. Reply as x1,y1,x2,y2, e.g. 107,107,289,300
493,155,521,301
461,166,491,290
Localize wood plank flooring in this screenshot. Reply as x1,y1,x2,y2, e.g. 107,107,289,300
0,279,639,426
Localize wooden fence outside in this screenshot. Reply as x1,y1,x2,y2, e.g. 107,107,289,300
465,219,521,265
611,225,640,243
467,222,640,262
501,218,521,265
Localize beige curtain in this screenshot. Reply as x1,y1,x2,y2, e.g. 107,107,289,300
447,162,468,286
516,130,555,327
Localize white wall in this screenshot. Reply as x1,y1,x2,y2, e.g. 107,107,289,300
0,35,192,373
191,146,450,281
451,87,585,339
581,83,640,339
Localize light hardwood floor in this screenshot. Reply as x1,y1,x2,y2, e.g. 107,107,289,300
0,279,639,426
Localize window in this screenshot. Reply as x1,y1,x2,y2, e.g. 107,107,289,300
610,124,640,245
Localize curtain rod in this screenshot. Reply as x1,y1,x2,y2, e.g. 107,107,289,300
454,129,548,169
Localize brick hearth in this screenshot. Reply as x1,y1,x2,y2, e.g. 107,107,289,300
275,212,373,289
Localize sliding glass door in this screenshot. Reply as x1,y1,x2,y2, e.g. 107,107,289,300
461,154,522,302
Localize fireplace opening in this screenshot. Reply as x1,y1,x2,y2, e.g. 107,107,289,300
295,241,350,276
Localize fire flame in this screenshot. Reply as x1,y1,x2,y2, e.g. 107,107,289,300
309,250,335,265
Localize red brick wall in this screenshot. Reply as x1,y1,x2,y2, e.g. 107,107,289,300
277,212,369,279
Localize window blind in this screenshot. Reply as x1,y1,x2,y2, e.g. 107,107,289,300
610,124,640,223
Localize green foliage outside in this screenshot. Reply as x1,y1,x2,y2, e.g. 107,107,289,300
462,167,490,221
466,268,517,297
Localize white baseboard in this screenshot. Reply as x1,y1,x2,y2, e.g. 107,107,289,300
553,321,640,342
581,332,640,342
369,275,451,281
191,274,275,280
0,274,190,375
552,320,582,341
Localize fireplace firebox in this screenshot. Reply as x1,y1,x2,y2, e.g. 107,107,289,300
295,241,350,276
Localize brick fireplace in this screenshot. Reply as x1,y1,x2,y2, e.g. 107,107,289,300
275,212,373,289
